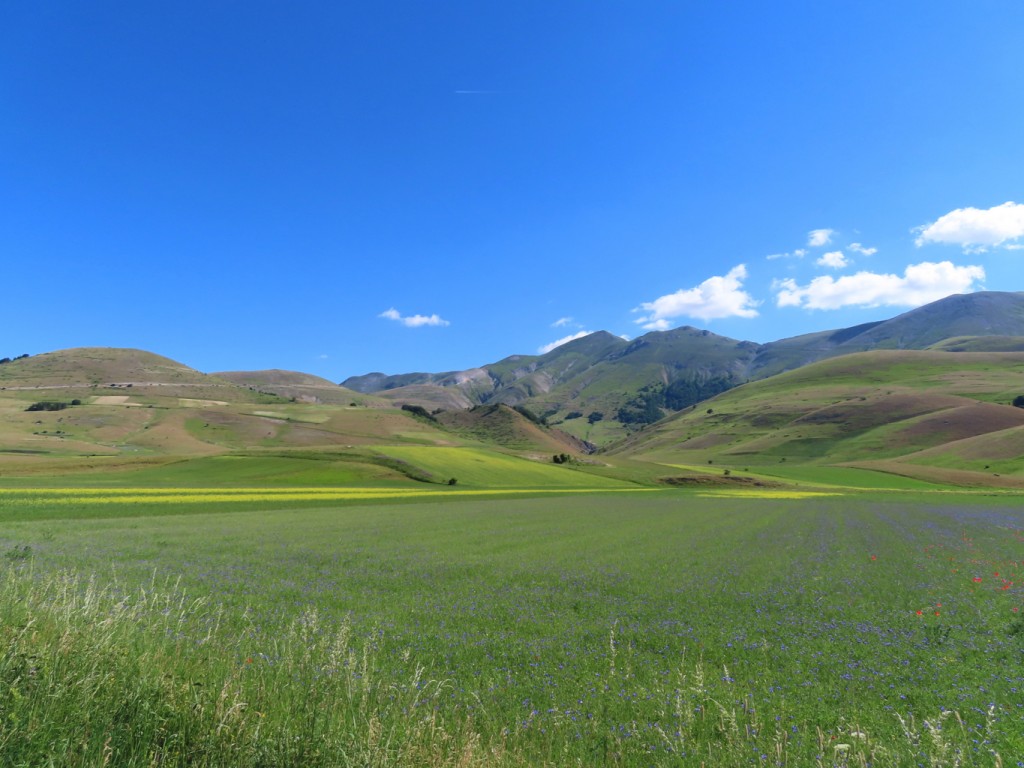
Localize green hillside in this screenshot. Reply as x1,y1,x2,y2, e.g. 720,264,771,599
615,349,1024,489
369,445,629,488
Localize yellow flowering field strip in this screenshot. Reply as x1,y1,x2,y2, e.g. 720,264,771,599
695,489,843,499
0,486,660,506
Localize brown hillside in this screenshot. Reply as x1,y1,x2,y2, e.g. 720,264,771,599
435,404,591,454
214,369,372,405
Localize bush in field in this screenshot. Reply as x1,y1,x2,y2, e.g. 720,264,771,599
25,401,70,412
1013,395,1024,408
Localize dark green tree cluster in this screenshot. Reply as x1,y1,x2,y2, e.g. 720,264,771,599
663,375,734,410
616,387,665,425
587,411,603,424
0,354,29,365
551,453,572,464
564,411,583,420
616,375,736,425
1013,395,1024,409
400,403,436,421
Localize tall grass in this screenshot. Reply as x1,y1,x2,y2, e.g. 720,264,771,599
1,562,1014,766
0,566,517,768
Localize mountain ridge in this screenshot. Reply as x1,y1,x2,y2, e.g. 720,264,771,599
342,291,1024,443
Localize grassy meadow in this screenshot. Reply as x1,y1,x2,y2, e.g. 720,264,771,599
3,481,1024,766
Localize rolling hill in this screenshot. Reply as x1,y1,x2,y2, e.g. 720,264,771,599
613,349,1024,488
0,347,600,486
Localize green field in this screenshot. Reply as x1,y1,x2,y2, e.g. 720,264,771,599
3,486,1023,766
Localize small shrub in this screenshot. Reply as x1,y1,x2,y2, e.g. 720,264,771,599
4,544,31,561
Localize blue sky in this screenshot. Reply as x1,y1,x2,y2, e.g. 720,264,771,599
4,3,1024,380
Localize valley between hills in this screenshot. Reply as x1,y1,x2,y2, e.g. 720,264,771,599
3,290,1024,492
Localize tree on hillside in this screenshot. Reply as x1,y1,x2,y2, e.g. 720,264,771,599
400,403,436,421
1013,395,1024,409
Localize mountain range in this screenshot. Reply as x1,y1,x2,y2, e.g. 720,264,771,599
343,291,1024,444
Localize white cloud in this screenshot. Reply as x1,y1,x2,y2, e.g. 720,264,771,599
766,248,807,261
849,242,877,256
816,251,849,269
808,229,835,247
914,201,1024,252
775,261,985,310
551,316,574,328
538,330,592,354
379,308,450,327
634,265,759,329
